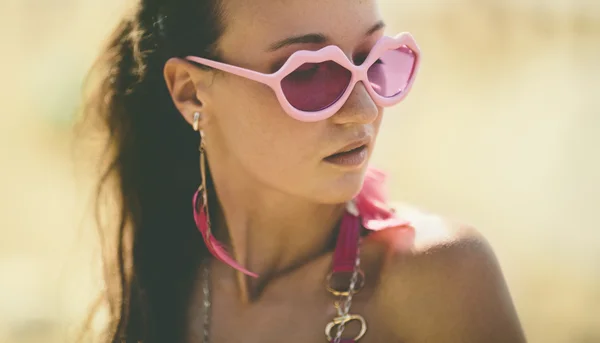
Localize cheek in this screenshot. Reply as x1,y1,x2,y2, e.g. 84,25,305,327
211,77,322,184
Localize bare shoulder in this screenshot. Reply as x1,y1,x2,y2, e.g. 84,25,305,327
381,201,496,259
368,202,527,343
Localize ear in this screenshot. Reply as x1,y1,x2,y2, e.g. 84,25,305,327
163,57,215,127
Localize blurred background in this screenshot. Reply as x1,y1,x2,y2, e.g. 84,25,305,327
0,0,599,342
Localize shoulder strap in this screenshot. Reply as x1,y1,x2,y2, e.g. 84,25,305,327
331,212,361,273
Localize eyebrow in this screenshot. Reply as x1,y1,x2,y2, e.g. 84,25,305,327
267,20,386,52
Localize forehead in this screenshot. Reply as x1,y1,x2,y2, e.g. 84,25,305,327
217,0,382,59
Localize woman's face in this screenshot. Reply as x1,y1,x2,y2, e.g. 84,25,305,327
196,0,386,204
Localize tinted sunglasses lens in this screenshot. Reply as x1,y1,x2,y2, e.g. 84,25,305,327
368,45,416,98
281,60,351,112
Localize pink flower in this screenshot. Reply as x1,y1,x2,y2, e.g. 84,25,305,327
354,167,410,231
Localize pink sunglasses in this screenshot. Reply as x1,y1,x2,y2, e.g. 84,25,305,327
186,32,420,122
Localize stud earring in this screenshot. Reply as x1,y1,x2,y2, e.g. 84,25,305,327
193,112,202,131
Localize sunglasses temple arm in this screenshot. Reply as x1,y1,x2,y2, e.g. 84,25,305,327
185,56,273,85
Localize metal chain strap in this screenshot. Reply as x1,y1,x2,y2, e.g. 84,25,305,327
332,247,362,343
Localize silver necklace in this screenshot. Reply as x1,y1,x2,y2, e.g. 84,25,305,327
201,247,362,343
201,258,212,343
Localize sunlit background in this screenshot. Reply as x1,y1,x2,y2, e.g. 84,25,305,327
1,0,599,342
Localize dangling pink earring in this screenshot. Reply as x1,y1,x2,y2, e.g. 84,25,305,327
191,112,258,278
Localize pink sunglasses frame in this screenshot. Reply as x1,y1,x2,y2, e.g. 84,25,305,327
185,32,421,122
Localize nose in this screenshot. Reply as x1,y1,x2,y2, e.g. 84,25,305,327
329,81,379,126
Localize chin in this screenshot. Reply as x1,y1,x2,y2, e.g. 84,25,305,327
313,166,368,204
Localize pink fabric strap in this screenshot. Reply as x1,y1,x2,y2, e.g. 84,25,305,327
332,212,361,273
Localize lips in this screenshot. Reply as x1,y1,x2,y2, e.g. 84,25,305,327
327,137,371,157
326,145,366,158
323,136,371,168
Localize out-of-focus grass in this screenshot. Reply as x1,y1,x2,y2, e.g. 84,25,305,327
0,1,598,342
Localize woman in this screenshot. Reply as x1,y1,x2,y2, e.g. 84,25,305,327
81,0,527,342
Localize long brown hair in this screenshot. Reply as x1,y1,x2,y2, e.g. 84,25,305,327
78,0,224,341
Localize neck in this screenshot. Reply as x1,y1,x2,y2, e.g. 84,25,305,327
207,163,346,304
